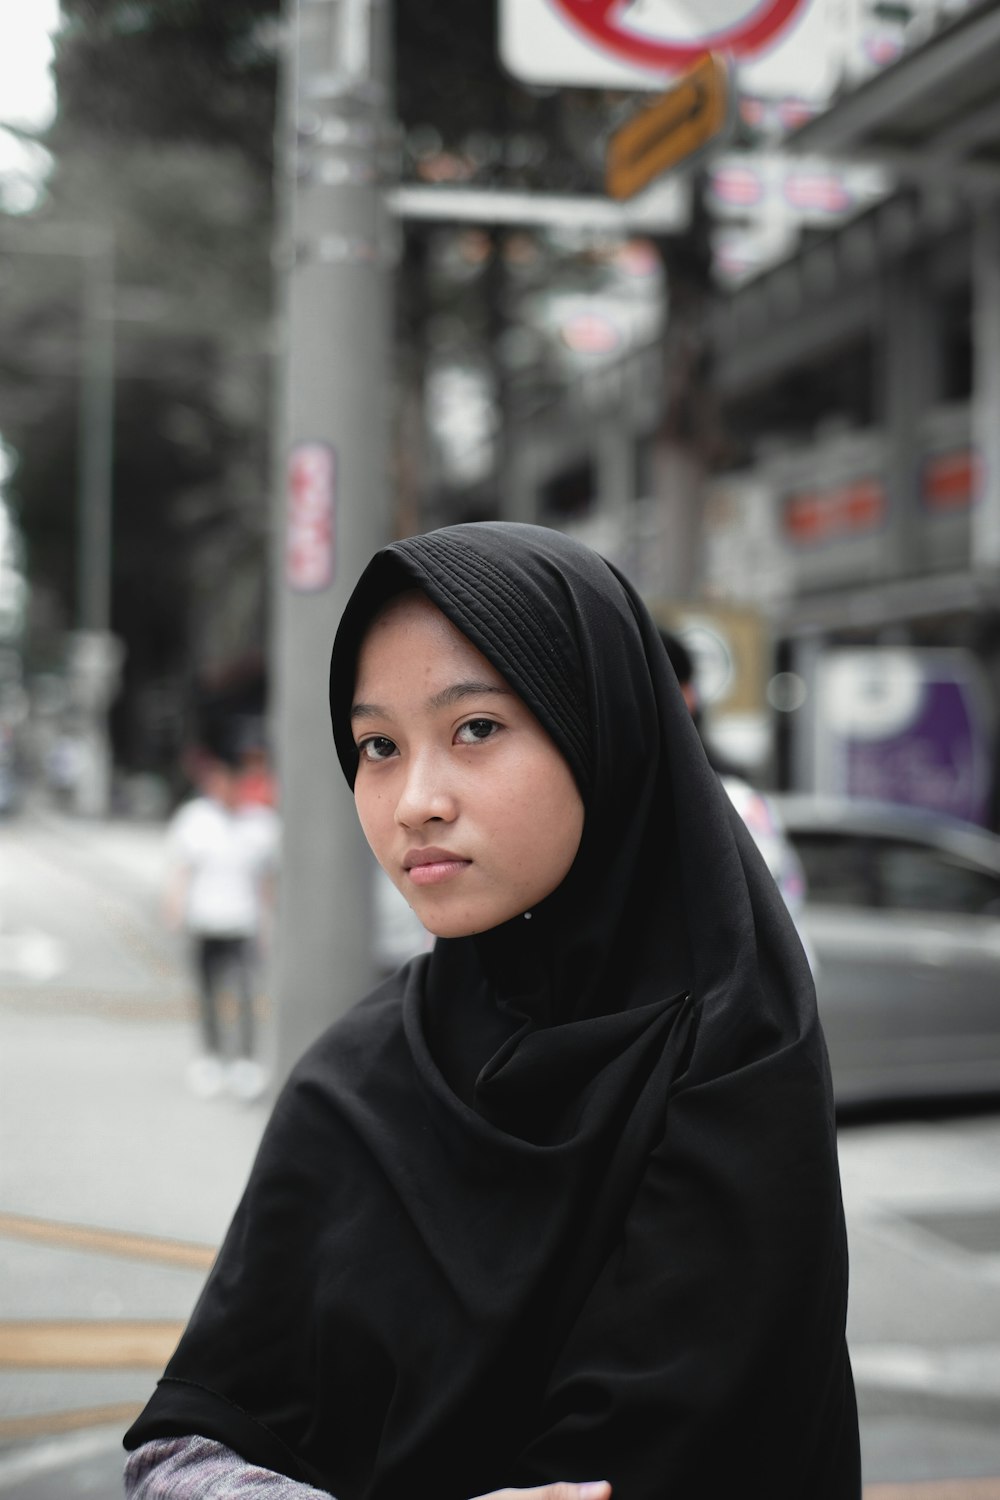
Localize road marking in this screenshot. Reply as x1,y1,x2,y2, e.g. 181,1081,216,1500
0,1319,183,1368
853,1342,1000,1400
0,1211,216,1269
0,930,64,981
865,1482,1000,1498
0,1425,127,1489
0,1403,141,1442
858,1209,1000,1287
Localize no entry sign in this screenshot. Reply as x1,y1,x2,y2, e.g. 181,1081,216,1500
558,0,802,69
501,0,808,88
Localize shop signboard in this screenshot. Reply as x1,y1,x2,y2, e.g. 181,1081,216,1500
782,477,885,548
816,648,992,828
921,448,977,514
648,600,773,769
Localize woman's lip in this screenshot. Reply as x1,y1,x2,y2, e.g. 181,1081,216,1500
405,858,471,887
403,847,465,869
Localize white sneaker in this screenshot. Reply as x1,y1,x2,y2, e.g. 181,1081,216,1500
228,1058,268,1102
187,1054,225,1099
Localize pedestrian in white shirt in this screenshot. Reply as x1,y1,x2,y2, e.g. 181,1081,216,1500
165,751,279,1101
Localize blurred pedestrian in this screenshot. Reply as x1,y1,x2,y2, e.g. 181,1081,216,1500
658,625,809,924
46,731,83,810
164,749,279,1102
126,525,858,1499
235,736,277,810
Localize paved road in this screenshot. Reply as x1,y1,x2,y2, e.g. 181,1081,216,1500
1,810,999,1497
0,810,269,1497
841,1109,1000,1488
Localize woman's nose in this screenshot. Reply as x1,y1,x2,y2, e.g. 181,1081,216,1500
394,752,457,828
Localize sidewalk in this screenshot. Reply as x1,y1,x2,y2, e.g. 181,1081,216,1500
0,811,271,1496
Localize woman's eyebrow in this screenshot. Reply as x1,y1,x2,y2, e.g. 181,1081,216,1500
351,680,509,722
428,680,511,710
351,701,385,722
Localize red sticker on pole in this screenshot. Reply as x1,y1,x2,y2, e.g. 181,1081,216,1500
286,442,336,592
551,0,804,70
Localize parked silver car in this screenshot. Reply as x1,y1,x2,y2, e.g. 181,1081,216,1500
773,796,1000,1107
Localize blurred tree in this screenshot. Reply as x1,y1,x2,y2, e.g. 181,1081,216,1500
49,0,607,189
0,0,694,776
53,0,281,167
0,2,277,772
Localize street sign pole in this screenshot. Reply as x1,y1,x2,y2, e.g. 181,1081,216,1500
272,0,395,1084
72,226,119,819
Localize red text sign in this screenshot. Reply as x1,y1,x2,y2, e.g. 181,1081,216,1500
286,442,336,591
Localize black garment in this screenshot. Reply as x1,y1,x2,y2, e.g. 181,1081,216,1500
125,523,860,1499
192,935,256,1058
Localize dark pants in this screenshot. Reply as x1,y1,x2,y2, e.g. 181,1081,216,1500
192,935,256,1059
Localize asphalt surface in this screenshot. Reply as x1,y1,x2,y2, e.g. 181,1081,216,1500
0,808,268,1498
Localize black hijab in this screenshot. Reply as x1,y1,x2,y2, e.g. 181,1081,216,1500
125,522,860,1499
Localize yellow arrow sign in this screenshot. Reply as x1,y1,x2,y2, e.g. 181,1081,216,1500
607,53,731,202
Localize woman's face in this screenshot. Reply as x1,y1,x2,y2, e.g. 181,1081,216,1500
352,592,585,938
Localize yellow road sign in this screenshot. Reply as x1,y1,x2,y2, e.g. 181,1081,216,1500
606,53,731,202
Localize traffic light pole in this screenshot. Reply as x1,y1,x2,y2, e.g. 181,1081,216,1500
272,0,394,1082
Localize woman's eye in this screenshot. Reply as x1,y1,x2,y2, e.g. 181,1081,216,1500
358,735,397,762
455,718,499,745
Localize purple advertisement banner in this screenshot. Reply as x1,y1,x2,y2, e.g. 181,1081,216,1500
818,651,992,827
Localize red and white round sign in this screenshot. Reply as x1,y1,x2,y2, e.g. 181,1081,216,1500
551,0,804,70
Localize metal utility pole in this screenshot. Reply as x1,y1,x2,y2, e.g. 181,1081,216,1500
973,202,1000,574
70,225,122,819
272,0,395,1082
76,227,116,637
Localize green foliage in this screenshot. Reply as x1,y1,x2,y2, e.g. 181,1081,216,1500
52,0,281,166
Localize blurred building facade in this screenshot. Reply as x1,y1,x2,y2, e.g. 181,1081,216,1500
469,2,1000,829
703,0,1000,827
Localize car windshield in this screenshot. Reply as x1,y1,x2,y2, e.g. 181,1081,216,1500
792,831,1000,917
878,843,1000,915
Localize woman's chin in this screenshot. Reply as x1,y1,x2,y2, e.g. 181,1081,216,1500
417,914,483,940
412,902,509,941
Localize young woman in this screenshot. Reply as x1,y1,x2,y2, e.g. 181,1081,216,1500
124,522,860,1499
